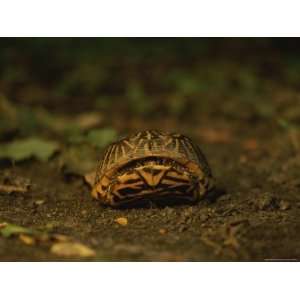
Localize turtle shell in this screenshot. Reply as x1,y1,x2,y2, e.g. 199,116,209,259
93,130,214,206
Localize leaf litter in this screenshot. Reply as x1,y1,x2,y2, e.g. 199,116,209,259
50,242,96,258
0,222,96,258
0,184,29,194
115,217,128,226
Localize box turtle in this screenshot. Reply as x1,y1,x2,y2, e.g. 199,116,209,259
92,130,215,206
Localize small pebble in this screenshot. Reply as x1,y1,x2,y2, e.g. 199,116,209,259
34,200,45,206
115,217,128,226
159,228,167,235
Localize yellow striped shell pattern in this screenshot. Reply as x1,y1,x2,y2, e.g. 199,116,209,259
92,130,214,206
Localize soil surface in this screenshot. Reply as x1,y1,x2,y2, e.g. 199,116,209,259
0,39,300,261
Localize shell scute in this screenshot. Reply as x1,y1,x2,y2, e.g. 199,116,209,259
93,130,214,206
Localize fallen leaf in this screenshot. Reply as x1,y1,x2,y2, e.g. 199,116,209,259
50,242,96,258
0,138,59,162
0,223,33,238
19,234,35,245
34,199,45,206
84,171,97,187
0,184,29,194
115,217,128,226
86,128,118,148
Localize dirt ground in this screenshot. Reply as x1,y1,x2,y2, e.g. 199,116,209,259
0,38,300,261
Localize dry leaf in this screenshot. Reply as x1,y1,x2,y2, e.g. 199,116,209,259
0,184,29,194
50,242,96,258
19,234,35,245
34,200,45,206
115,217,128,226
84,171,96,188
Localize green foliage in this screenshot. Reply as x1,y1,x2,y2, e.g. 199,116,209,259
0,95,41,136
60,145,98,176
0,223,33,238
86,128,118,149
0,138,60,162
55,63,108,96
60,128,118,176
165,71,203,95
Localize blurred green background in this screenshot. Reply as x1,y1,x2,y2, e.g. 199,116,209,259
1,38,300,163
1,38,300,114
